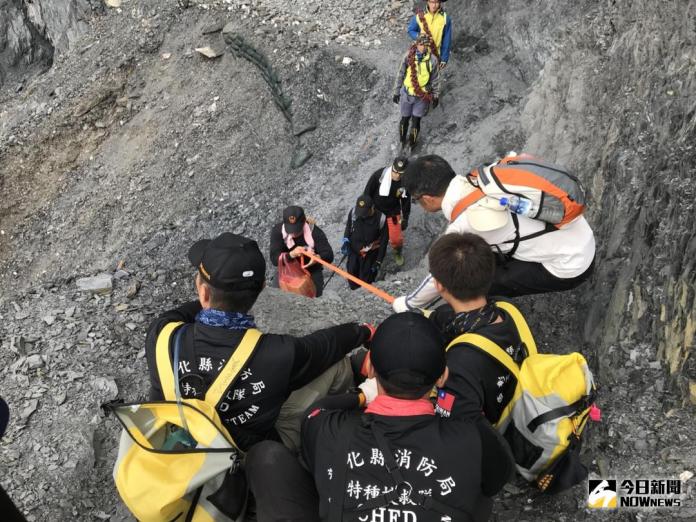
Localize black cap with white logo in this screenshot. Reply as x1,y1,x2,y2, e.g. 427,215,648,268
188,233,266,291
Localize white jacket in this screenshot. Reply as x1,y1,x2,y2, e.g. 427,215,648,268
399,176,596,309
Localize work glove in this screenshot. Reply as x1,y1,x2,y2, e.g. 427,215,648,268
439,61,447,70
371,261,382,274
392,296,411,313
341,237,350,256
392,94,400,104
401,218,409,231
358,378,378,405
432,96,440,109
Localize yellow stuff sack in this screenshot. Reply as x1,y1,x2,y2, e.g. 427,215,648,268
446,301,597,494
104,399,244,522
103,323,262,521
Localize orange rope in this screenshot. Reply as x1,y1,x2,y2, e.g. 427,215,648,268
301,251,395,304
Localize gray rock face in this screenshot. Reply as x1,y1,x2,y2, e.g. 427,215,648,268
454,0,696,400
0,0,90,87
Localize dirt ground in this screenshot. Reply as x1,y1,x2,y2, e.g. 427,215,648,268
0,0,694,520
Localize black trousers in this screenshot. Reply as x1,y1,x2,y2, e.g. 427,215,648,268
246,440,320,522
489,258,595,297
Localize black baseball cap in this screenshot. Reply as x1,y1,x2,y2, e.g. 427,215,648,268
283,205,306,235
392,156,408,174
370,312,446,391
354,194,373,218
188,232,266,291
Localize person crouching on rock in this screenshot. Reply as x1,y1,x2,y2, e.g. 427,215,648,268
363,156,411,267
269,205,334,297
393,33,440,151
341,194,388,290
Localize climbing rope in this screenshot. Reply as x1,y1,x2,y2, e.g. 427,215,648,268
301,251,396,304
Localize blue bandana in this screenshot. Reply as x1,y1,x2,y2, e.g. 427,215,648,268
195,309,256,330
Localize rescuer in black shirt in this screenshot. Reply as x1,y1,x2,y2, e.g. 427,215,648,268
145,232,372,452
363,156,411,266
342,194,389,289
427,232,530,424
269,205,334,297
244,312,514,521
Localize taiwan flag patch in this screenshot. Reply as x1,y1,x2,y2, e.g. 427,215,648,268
436,389,455,417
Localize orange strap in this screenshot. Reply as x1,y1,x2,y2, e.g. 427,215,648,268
450,190,486,222
301,251,395,304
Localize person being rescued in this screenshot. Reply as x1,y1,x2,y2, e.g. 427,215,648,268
408,0,452,70
269,205,334,297
363,156,411,267
341,194,388,290
393,33,440,151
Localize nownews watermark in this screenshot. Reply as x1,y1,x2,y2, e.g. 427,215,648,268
588,478,686,509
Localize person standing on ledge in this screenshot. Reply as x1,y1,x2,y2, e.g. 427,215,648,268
393,34,440,151
408,0,452,70
363,156,411,267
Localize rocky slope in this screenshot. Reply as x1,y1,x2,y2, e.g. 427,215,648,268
0,0,93,88
0,0,694,520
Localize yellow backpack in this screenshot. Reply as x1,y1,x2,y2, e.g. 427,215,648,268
103,323,262,521
445,301,597,493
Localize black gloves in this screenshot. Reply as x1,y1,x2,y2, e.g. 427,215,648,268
393,94,400,104
401,219,409,231
432,97,439,109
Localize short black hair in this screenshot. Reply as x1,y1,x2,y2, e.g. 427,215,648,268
375,374,432,400
428,232,495,301
402,155,456,198
201,275,262,313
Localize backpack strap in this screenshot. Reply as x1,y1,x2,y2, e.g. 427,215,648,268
206,328,263,407
502,213,522,260
501,220,556,246
449,189,486,223
446,333,521,380
155,322,263,406
155,321,185,401
494,301,537,355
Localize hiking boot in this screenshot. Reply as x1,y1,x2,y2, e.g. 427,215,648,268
399,120,409,149
408,128,419,151
394,250,405,266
